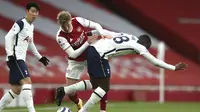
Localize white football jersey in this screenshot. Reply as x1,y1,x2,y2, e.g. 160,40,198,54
91,29,148,59
91,29,175,70
5,18,42,61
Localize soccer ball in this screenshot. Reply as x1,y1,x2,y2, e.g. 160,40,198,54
57,107,72,112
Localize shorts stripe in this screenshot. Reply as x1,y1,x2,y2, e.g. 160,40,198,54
15,60,25,78
100,60,106,77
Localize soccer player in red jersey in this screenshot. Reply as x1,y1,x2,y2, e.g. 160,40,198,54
55,11,108,112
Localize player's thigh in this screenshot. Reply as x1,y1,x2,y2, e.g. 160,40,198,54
87,46,111,78
7,60,31,85
66,77,79,85
20,77,32,85
90,76,110,92
65,60,87,81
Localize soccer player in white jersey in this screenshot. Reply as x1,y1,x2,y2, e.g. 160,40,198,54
0,2,49,112
56,29,187,112
55,11,109,112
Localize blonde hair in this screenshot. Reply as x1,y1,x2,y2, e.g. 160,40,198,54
57,11,71,25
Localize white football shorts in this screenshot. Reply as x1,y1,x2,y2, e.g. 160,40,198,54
65,60,87,80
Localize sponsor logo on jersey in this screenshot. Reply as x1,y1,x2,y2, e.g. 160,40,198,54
71,31,85,47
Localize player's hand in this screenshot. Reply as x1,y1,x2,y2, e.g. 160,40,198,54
39,56,50,66
8,55,16,62
100,35,112,39
87,35,99,44
175,62,187,71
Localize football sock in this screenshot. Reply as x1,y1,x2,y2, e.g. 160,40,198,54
0,90,18,111
68,93,79,104
21,84,35,112
64,80,92,94
100,93,107,111
80,87,106,112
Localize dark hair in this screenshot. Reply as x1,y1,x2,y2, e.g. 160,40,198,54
26,2,40,11
137,34,151,49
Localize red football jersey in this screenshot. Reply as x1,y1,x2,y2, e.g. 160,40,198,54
58,18,88,61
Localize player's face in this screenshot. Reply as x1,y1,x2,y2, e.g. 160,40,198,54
26,7,39,23
62,20,73,33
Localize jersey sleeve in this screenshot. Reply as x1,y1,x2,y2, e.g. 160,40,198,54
130,42,149,55
129,42,175,70
76,17,104,35
28,38,42,60
5,22,21,56
89,29,116,36
56,36,89,58
56,36,70,51
142,52,175,70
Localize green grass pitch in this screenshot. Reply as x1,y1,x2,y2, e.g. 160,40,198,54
3,102,199,112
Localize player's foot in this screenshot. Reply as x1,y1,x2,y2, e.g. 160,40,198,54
77,98,83,110
55,87,65,106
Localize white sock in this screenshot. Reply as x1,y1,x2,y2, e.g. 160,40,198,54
100,110,106,112
80,87,106,112
64,80,92,94
0,90,18,111
21,84,35,112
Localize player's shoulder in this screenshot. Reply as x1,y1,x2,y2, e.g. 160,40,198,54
15,17,25,31
72,17,83,20
135,42,149,54
72,17,78,22
72,17,86,23
56,28,67,39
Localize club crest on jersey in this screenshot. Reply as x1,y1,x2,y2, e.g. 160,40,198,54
77,27,82,32
70,38,73,42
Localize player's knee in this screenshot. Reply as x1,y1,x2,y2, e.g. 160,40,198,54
20,77,32,84
100,85,110,93
22,84,32,90
91,83,98,89
11,85,21,95
66,77,79,85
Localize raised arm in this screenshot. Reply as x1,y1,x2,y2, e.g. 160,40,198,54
76,17,104,36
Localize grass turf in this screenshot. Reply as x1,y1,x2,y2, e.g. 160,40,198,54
3,102,199,112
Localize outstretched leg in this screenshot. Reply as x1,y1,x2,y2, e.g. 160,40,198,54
55,80,93,106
